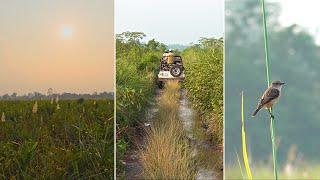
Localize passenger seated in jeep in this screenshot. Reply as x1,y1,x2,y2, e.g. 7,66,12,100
167,49,174,64
162,50,169,57
162,50,169,63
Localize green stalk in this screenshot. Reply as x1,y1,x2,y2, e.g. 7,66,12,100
261,0,278,179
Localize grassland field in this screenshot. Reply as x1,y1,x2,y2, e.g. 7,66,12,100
0,99,114,179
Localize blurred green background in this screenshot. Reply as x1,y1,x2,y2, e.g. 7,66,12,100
226,0,320,178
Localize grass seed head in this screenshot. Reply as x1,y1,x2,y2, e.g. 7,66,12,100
1,112,5,122
32,101,38,113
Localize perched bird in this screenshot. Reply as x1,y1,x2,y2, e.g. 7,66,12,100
252,80,285,118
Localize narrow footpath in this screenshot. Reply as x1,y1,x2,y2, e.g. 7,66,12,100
124,84,221,179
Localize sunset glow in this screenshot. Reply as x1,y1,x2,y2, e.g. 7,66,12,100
0,1,114,95
60,25,73,38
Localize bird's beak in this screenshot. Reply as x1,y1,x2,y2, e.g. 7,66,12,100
281,82,285,85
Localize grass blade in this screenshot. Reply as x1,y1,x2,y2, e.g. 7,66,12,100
235,150,245,179
241,91,253,180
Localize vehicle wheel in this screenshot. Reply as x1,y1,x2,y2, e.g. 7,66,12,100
158,81,164,89
170,65,182,77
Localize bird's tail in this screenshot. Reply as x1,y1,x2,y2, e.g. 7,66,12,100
252,107,262,117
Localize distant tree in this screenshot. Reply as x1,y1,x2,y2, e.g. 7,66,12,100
199,37,223,48
77,98,85,104
147,39,167,52
11,92,17,98
2,94,9,100
118,31,146,44
47,88,53,96
33,92,43,98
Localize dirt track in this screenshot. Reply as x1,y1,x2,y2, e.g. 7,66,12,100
123,89,161,180
124,88,221,179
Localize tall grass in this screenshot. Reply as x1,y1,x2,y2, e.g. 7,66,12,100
116,32,162,174
140,81,195,179
226,165,320,180
261,0,278,179
0,99,114,179
182,38,223,146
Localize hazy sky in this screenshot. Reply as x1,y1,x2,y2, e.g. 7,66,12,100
0,0,114,95
116,0,224,45
278,0,320,44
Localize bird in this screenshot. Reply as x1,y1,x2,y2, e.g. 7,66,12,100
252,80,285,118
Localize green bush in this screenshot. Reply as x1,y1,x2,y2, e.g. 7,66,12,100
182,38,223,145
116,32,165,175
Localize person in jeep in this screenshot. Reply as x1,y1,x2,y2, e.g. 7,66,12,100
167,49,174,64
163,50,169,57
162,50,169,63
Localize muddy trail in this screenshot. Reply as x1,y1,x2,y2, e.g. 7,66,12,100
123,90,161,179
124,88,222,180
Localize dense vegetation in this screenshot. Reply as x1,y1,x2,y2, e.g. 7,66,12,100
226,0,320,174
183,38,224,146
0,99,113,179
116,31,224,177
116,32,166,174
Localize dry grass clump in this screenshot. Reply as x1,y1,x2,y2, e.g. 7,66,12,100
140,81,195,179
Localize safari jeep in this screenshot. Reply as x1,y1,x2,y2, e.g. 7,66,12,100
157,55,185,88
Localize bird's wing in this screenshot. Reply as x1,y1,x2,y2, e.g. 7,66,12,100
258,88,280,107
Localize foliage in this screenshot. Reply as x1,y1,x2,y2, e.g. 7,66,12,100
182,37,223,145
0,99,114,179
116,32,166,175
116,31,223,177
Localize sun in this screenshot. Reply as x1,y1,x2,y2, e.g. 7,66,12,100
60,25,73,38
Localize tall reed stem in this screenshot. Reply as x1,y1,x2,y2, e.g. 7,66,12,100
261,0,278,179
241,91,252,179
